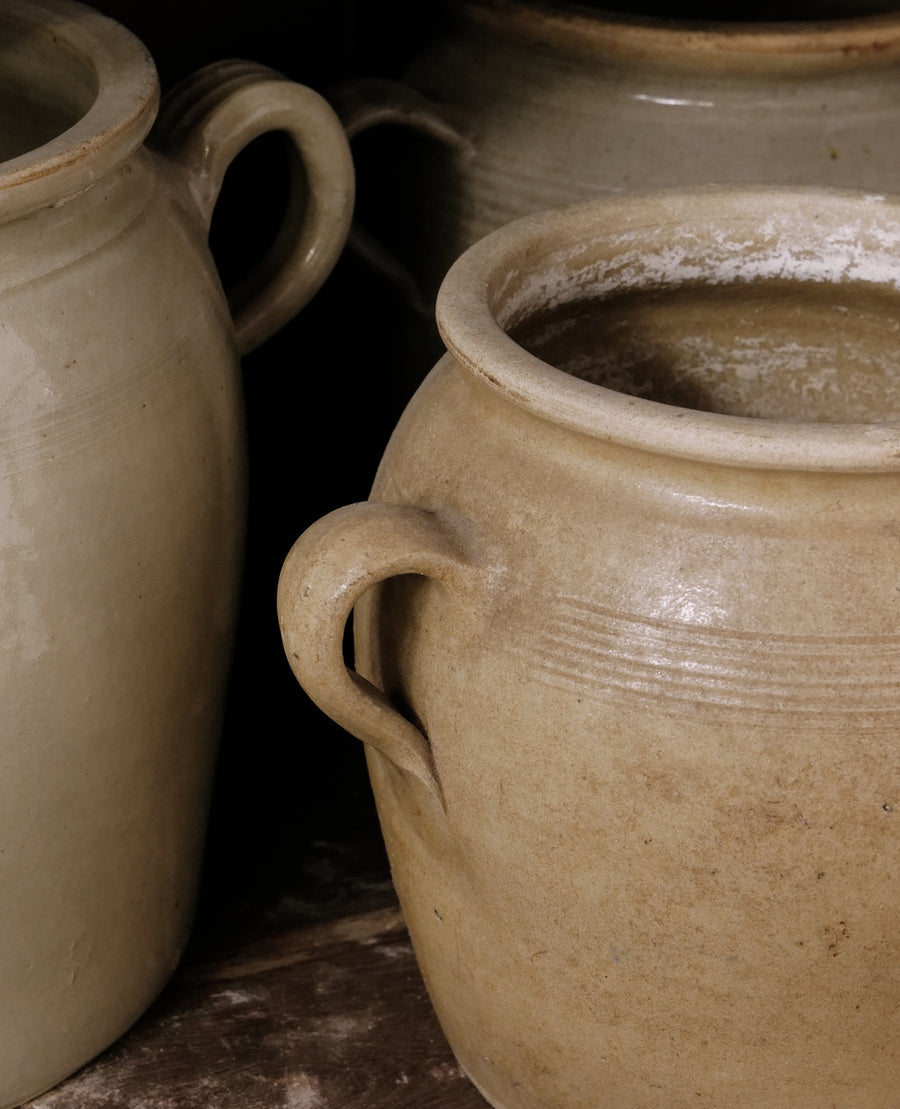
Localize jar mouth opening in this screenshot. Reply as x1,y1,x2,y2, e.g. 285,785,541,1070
0,0,158,216
435,187,900,472
455,1,900,73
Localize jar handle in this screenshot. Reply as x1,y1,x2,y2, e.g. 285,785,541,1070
153,60,355,355
330,78,474,313
277,502,474,801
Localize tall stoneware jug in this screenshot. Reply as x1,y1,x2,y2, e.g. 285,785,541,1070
279,187,900,1108
339,1,900,306
0,1,353,1105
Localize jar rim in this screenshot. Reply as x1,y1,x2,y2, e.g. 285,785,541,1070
453,1,900,74
0,0,158,218
435,186,900,472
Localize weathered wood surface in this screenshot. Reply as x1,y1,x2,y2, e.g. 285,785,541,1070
23,751,488,1109
26,901,489,1108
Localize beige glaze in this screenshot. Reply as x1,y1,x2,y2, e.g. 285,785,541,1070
338,1,900,305
0,2,353,1106
279,187,900,1108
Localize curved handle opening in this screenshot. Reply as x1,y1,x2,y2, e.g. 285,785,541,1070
206,128,293,307
330,77,474,315
277,502,477,803
153,60,355,355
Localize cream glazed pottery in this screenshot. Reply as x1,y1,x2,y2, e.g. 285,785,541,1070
0,1,353,1105
279,187,900,1108
339,0,900,305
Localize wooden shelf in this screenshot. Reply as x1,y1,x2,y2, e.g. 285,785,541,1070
26,899,489,1109
23,741,490,1108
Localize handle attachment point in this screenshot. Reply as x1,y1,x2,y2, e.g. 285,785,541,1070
278,502,477,803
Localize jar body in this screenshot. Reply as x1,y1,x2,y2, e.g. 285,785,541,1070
390,7,900,294
280,187,900,1107
353,358,900,1108
0,150,246,1107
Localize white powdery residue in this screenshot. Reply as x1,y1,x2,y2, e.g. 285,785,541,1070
823,214,900,251
634,243,708,285
498,214,900,328
313,1011,377,1041
497,259,578,323
639,239,900,294
870,219,900,249
846,254,900,287
429,1061,465,1082
201,986,266,1018
689,239,850,288
374,940,415,960
681,334,817,376
749,215,900,288
681,336,751,384
208,988,257,1006
679,334,850,416
284,1074,325,1109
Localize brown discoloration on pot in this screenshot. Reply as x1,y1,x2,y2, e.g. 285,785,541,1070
279,189,900,1106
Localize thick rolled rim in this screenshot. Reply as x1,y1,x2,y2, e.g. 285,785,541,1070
435,186,900,472
0,0,158,217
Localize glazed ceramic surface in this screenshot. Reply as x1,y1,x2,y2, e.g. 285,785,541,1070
280,187,900,1108
0,2,353,1105
340,1,900,303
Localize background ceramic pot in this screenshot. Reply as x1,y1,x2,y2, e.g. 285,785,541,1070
0,2,352,1105
338,0,900,312
279,187,900,1107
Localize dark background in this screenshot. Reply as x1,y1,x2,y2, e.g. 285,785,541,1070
82,0,869,949
84,0,451,944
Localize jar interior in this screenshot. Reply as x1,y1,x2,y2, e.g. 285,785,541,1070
0,23,99,161
509,278,900,423
579,2,899,20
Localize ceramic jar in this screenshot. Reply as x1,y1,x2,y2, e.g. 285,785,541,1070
339,1,900,305
0,2,353,1105
279,187,900,1108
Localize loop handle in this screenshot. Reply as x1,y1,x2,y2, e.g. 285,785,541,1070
154,60,354,354
330,77,474,313
277,502,475,800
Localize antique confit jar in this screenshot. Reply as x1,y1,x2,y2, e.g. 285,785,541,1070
339,0,900,306
279,187,900,1108
0,1,353,1105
